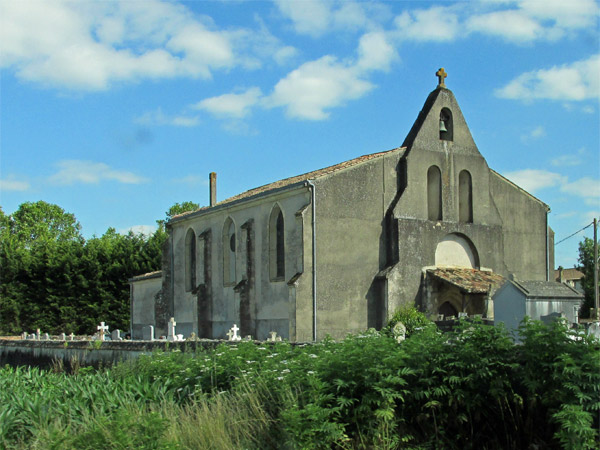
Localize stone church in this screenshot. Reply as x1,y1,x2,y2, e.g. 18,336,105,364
130,69,553,341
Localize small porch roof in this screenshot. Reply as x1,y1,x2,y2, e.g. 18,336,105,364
427,268,505,294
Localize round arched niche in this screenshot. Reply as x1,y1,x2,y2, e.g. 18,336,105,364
434,233,479,268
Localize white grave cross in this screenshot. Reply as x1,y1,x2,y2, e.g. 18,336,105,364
227,324,241,341
97,322,109,341
167,317,177,342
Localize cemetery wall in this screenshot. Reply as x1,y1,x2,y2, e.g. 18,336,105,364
0,339,224,370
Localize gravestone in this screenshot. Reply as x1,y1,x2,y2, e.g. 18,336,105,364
226,324,241,341
68,333,75,341
188,332,197,341
97,322,109,341
21,332,27,340
392,322,406,343
458,312,468,319
111,329,122,341
268,331,281,342
437,314,444,321
59,333,66,341
167,317,177,342
588,322,600,340
36,329,41,340
28,333,36,340
143,325,154,341
42,333,50,340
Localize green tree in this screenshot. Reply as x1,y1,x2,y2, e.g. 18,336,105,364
7,201,83,248
577,237,598,318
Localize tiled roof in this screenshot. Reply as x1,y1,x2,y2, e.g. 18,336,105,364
171,148,404,221
512,280,583,299
553,267,584,282
130,270,162,282
427,268,506,294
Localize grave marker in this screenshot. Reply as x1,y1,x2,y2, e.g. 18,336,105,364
97,322,109,341
167,317,177,342
226,324,241,341
143,325,154,341
392,322,406,343
111,329,122,341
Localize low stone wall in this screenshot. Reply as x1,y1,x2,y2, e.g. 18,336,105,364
0,339,226,370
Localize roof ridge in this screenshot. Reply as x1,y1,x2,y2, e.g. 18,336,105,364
171,147,404,221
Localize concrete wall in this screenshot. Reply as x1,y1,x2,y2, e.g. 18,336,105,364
312,150,402,339
167,186,311,340
489,172,549,281
493,283,527,332
130,274,161,339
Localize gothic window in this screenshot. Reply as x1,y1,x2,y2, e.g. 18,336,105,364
185,228,196,292
223,218,236,285
459,170,473,223
269,205,285,280
439,108,453,141
427,165,442,221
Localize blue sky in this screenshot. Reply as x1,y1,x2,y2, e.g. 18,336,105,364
1,0,598,268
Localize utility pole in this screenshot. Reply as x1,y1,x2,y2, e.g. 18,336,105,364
594,218,598,319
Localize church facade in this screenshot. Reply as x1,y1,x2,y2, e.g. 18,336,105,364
130,71,553,341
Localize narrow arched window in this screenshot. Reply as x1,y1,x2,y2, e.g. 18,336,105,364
439,108,453,141
269,206,285,280
223,218,236,285
427,165,442,221
459,170,473,223
185,228,196,292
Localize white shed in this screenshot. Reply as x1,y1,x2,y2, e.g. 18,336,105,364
493,280,584,332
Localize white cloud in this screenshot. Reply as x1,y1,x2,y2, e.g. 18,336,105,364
0,176,30,192
274,0,331,37
503,169,600,207
521,125,546,141
266,56,373,120
550,155,582,167
194,87,263,119
394,7,460,42
503,169,567,193
496,55,600,101
519,0,599,30
0,0,284,90
49,160,148,185
356,32,397,72
135,108,199,127
561,178,600,206
174,175,209,186
120,225,156,237
274,0,379,37
265,30,395,120
466,10,545,43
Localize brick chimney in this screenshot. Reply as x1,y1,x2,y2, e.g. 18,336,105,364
209,172,217,207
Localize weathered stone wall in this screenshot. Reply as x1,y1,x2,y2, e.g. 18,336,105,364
489,171,549,281
312,150,403,339
168,187,310,340
130,274,161,339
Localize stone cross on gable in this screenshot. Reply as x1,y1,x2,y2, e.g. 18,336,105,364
436,67,447,88
226,323,241,341
97,322,109,341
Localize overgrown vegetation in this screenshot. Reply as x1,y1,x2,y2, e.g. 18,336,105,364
0,200,198,335
2,318,598,449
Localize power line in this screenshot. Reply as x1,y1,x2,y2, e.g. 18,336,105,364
554,222,593,246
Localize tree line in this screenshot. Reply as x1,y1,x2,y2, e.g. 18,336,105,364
0,201,198,335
